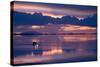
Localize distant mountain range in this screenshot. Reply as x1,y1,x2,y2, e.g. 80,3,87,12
13,31,96,36
12,11,97,27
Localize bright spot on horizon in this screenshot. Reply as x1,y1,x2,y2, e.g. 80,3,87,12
31,25,44,29
60,25,96,31
63,35,96,42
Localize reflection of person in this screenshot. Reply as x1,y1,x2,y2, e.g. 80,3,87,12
32,42,43,56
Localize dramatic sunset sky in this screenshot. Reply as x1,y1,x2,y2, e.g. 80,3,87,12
12,1,97,19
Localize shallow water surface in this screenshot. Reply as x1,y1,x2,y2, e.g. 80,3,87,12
13,34,97,65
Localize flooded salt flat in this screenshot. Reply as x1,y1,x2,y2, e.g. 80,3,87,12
13,34,97,65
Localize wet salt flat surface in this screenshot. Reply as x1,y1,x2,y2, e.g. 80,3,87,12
13,34,97,65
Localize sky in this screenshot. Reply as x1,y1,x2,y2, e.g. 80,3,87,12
11,1,97,19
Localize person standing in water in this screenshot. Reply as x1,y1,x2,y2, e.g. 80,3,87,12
32,42,39,49
32,42,43,56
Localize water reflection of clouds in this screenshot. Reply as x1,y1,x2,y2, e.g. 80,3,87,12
13,38,96,65
43,48,63,56
13,49,96,65
31,47,63,56
13,24,97,65
61,35,96,42
13,34,96,50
